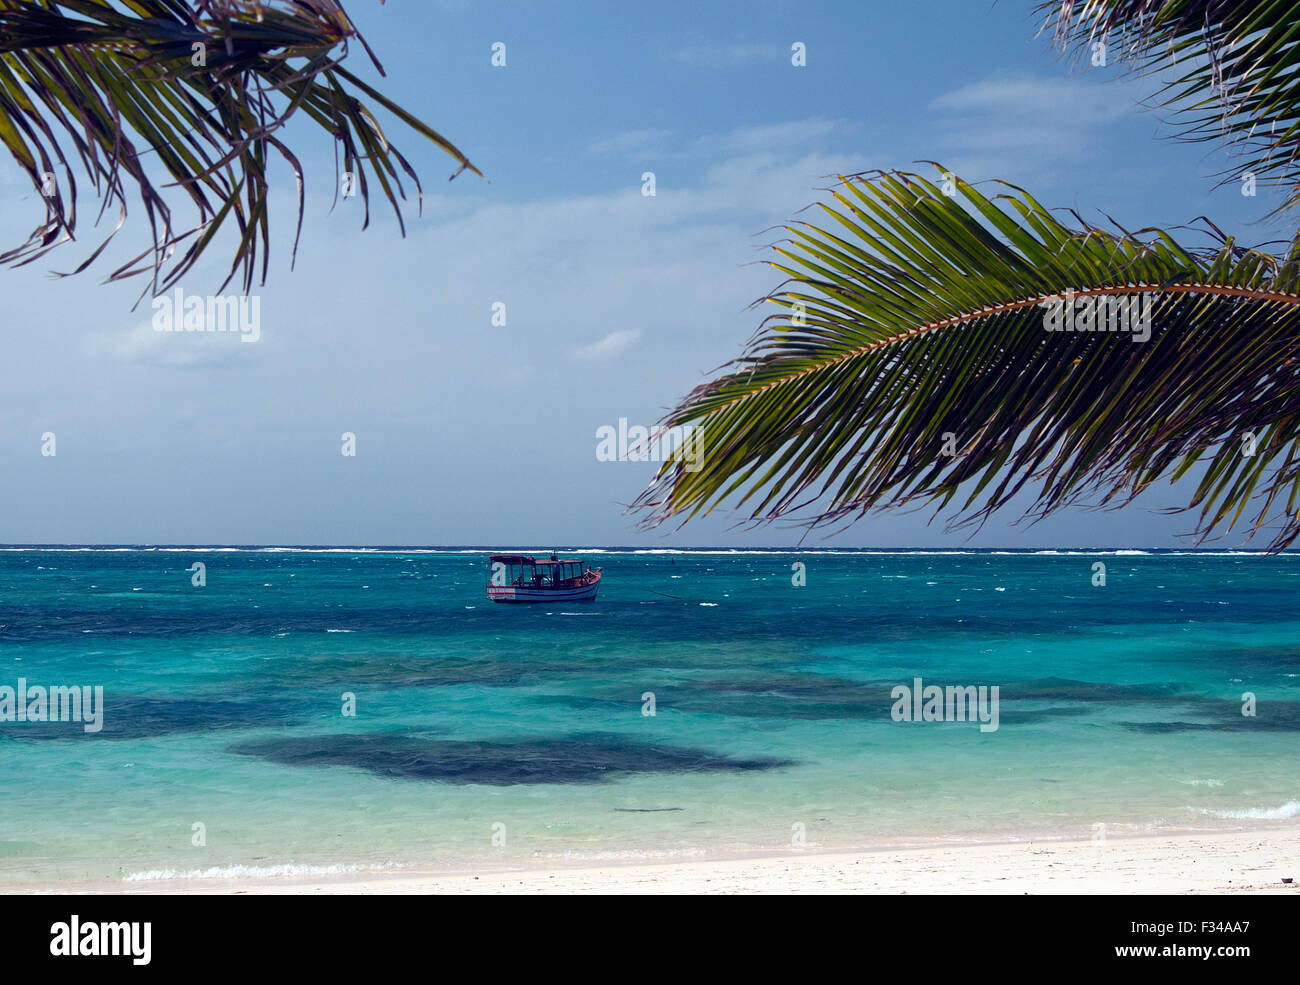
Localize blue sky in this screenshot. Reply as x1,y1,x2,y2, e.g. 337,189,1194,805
0,0,1291,547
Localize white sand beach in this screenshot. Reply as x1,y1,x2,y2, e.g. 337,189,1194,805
25,826,1300,895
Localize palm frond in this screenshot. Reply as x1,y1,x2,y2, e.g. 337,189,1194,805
632,167,1300,550
1038,0,1300,208
0,0,479,299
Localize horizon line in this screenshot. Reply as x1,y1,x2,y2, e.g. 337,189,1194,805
0,543,1291,554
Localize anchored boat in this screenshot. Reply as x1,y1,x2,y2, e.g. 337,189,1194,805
486,554,602,603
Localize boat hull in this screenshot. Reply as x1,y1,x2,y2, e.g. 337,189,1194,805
486,575,600,604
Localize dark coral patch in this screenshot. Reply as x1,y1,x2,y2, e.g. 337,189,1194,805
229,731,794,785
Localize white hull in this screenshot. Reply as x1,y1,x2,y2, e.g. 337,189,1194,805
486,580,600,604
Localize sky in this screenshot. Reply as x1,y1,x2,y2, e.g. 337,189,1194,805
0,0,1293,548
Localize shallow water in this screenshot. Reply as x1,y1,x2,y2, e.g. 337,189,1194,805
0,547,1296,883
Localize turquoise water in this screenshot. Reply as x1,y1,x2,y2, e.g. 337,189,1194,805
0,547,1297,884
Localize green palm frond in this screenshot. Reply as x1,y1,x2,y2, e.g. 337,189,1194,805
632,167,1300,550
1038,0,1300,208
0,0,479,298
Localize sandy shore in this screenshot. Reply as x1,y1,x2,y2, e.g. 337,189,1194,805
21,825,1300,894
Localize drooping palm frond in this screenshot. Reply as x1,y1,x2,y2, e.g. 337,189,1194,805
632,167,1300,550
0,0,479,298
1038,0,1300,208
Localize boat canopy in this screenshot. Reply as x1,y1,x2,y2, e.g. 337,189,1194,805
489,554,583,566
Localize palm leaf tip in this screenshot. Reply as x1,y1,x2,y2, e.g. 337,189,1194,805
1036,0,1300,210
632,167,1300,552
0,0,479,297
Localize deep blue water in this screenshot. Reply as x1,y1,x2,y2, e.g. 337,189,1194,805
0,547,1297,883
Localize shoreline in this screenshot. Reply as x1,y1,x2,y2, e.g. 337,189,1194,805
14,825,1300,895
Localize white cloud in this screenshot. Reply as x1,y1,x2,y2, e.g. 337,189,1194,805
927,73,1146,182
87,319,261,370
0,117,876,543
585,119,855,174
930,75,1137,121
705,119,849,156
569,329,640,361
587,129,676,155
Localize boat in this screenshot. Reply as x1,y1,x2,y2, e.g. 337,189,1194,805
486,554,602,603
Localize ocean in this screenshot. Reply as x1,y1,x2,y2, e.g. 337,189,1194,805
0,547,1296,884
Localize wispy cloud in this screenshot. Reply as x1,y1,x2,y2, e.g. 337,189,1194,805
704,119,849,156
587,119,852,168
587,129,676,156
927,74,1145,182
569,329,641,361
4,117,871,542
88,320,262,370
